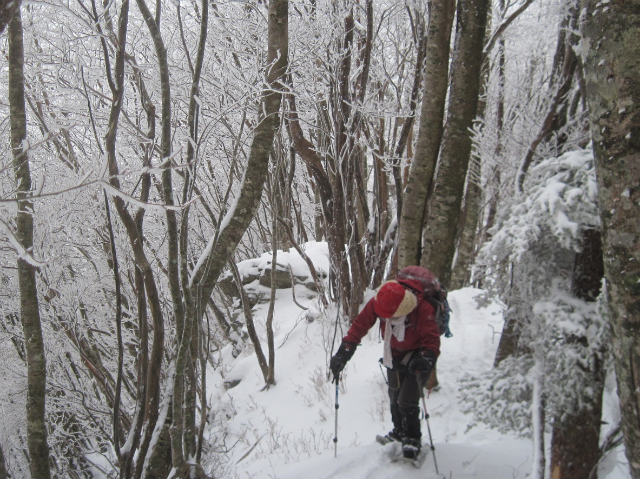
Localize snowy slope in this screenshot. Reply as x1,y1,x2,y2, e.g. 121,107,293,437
206,245,629,479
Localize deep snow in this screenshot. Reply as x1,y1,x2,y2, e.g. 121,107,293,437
207,243,629,479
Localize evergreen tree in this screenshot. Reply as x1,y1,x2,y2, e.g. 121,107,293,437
464,150,608,477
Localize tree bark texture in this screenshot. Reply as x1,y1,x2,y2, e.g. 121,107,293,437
398,0,455,269
105,190,126,469
450,155,482,289
265,215,278,386
391,12,426,227
493,314,521,367
582,1,640,477
551,409,602,479
8,9,52,479
145,408,172,479
420,0,489,287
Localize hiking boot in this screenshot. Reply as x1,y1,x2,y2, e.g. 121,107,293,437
402,436,421,459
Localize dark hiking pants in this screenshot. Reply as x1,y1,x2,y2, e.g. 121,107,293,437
387,357,430,441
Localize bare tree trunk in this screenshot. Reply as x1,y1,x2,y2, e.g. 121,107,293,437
178,0,209,462
287,6,370,319
265,216,278,386
287,94,349,313
420,0,489,287
493,316,522,367
334,6,363,319
231,260,269,381
450,155,482,289
346,1,372,308
104,189,127,473
0,0,21,35
398,0,455,268
0,444,8,479
134,0,191,472
8,8,51,479
531,353,546,479
391,10,427,227
96,1,169,476
144,405,173,479
550,228,605,479
582,1,640,477
190,0,288,347
551,408,602,479
449,1,500,290
551,391,604,479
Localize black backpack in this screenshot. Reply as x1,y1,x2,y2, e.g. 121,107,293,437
397,265,452,338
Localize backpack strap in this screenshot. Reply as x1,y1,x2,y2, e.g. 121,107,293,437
396,279,421,296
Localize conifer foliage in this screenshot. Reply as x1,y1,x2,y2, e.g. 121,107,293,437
463,150,609,476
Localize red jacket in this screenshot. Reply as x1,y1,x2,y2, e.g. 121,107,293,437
343,281,440,358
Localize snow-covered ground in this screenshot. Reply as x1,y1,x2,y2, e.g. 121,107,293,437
206,243,629,479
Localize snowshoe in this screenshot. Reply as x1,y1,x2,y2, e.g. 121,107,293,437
375,429,402,445
390,447,427,468
386,437,425,468
402,437,420,458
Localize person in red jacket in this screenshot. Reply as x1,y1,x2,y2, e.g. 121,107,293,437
329,279,440,459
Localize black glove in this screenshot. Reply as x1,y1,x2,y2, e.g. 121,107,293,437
408,350,436,375
330,342,356,381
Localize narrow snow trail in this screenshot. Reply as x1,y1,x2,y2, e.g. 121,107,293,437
266,439,533,479
266,288,533,479
211,271,627,479
227,287,533,478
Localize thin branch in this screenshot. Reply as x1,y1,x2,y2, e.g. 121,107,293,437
104,189,124,460
235,434,264,464
230,260,269,382
176,2,194,76
287,265,309,311
482,0,536,61
89,0,116,94
516,48,577,191
277,216,328,307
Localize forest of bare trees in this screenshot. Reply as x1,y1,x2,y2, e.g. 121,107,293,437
0,0,638,478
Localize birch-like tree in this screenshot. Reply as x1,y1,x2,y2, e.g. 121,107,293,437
418,0,489,287
398,0,455,269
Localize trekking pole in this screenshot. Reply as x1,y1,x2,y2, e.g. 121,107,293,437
333,375,340,458
378,358,389,385
421,394,440,475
